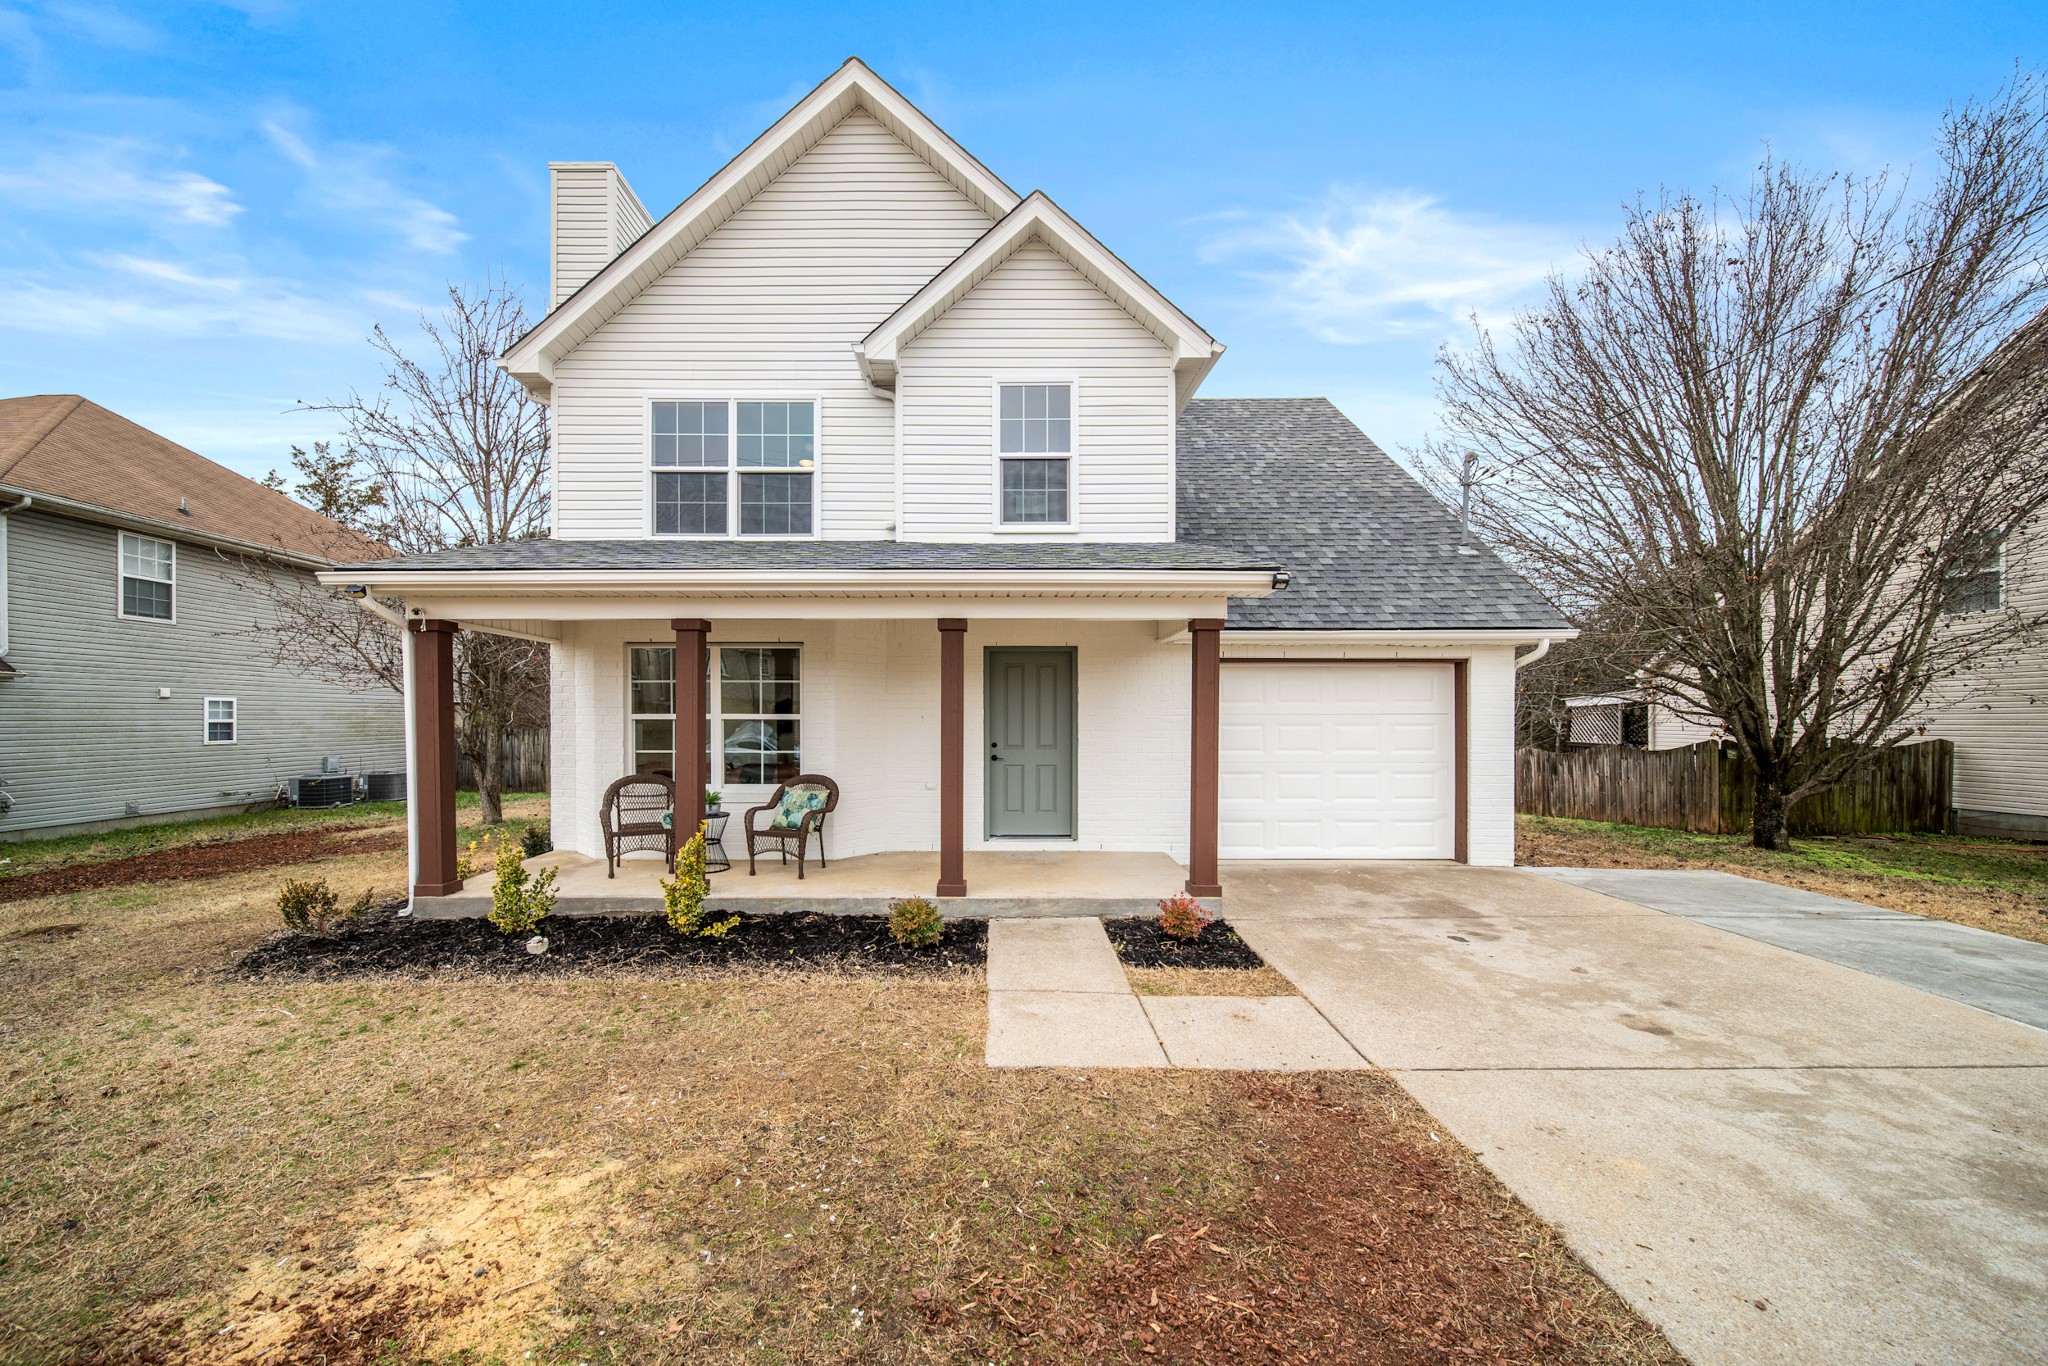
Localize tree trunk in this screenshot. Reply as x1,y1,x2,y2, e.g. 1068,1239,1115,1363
477,726,506,826
1751,778,1792,851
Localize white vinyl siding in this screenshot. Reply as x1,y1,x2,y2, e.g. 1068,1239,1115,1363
897,240,1175,540
548,111,996,540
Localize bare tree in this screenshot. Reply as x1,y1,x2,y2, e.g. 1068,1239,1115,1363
1430,72,2048,848
237,280,552,825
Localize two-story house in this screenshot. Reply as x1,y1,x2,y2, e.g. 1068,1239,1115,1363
0,395,405,837
325,59,1568,907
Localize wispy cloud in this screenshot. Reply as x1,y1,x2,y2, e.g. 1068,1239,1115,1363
0,252,364,343
0,137,241,225
1202,188,1581,344
261,116,466,254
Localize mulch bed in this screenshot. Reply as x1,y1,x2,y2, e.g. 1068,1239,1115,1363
231,904,987,979
1104,916,1265,969
0,827,402,903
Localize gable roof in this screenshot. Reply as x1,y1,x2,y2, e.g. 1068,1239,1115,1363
856,191,1224,410
1176,398,1570,633
0,395,385,566
501,58,1020,398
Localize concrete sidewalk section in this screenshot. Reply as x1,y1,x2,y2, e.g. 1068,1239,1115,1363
981,916,1362,1071
1221,860,2048,1366
1535,866,2048,1031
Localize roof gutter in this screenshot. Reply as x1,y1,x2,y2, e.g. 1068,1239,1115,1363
0,484,344,570
1515,636,1556,671
317,566,1281,598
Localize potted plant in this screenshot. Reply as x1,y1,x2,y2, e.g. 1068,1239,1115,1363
704,789,724,811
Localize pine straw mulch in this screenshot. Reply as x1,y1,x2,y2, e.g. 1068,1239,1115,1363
229,904,987,979
0,827,403,904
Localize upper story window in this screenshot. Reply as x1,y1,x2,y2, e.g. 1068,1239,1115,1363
118,531,174,621
651,399,815,537
997,383,1072,527
1941,532,2004,616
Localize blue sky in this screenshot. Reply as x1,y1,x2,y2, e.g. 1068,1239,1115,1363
2,1,2043,481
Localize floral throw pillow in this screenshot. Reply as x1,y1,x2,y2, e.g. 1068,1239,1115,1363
769,787,826,831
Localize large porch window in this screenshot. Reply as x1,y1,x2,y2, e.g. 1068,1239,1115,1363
628,644,802,788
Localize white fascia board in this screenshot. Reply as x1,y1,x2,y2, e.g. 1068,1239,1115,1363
500,58,1020,391
1219,627,1581,649
318,566,1277,599
855,191,1222,395
397,595,1240,624
3,484,343,570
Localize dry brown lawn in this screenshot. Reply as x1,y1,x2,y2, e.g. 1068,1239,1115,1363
0,809,1680,1365
1124,965,1298,998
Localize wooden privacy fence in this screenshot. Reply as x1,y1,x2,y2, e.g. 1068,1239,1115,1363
1516,739,1953,836
456,725,551,792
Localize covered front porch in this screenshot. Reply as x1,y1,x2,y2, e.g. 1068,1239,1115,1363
325,544,1284,915
417,848,1197,919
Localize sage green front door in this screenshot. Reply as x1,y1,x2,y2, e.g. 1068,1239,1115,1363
984,648,1076,838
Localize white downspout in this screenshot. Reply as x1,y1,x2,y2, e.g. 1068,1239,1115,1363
1515,637,1554,671
350,594,418,913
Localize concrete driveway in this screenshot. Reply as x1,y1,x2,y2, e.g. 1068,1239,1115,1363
1224,862,2048,1366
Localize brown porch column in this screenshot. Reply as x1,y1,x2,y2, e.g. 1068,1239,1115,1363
1186,617,1225,898
410,618,462,897
937,618,968,897
672,619,710,833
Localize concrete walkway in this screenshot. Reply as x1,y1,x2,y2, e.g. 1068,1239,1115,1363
1222,861,2048,1366
982,917,1364,1071
1533,866,2048,1030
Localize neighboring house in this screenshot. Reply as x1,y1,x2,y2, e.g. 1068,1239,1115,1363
1563,518,2044,839
321,59,1568,903
0,396,405,837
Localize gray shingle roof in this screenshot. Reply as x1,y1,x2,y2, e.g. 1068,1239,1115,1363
354,538,1275,573
1177,397,1568,631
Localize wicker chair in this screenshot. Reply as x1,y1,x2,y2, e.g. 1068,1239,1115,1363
744,775,839,879
600,773,676,877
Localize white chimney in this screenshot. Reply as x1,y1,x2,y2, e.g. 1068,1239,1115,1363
549,162,653,308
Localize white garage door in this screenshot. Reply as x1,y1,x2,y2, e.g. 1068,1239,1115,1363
1220,663,1456,858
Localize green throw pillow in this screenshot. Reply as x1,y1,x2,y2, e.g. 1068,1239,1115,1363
769,787,826,831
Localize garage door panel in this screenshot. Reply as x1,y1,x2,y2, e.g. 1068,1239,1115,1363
1220,663,1455,860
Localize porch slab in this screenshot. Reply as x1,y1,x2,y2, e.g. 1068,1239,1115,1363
414,848,1195,920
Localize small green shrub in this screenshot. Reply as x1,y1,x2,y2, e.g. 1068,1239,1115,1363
488,851,556,935
888,896,944,948
520,822,552,858
1157,892,1213,942
663,824,739,938
278,877,373,938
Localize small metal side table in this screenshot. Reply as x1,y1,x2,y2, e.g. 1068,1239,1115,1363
700,807,733,874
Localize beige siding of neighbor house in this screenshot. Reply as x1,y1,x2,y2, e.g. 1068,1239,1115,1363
546,112,997,540
550,163,654,308
896,240,1176,540
1919,513,2048,835
0,508,404,836
1649,701,1723,750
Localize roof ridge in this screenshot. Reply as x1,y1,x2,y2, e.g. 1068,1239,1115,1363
0,394,84,483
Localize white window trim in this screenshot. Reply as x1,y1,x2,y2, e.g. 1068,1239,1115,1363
626,642,803,800
116,530,177,624
644,396,824,541
203,696,237,745
990,377,1080,534
1942,534,2006,617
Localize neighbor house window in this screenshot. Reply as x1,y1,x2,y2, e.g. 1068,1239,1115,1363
204,697,236,744
651,399,815,537
627,644,802,787
997,383,1072,525
119,532,174,620
1942,532,2004,616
